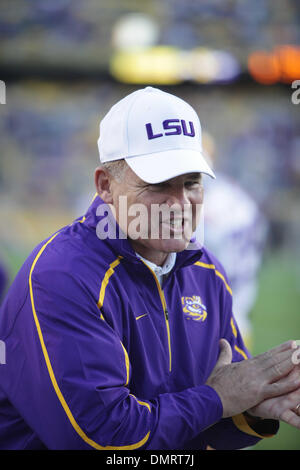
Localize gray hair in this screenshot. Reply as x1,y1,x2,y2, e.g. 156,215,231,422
101,159,128,182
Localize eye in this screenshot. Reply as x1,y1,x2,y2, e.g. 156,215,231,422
149,182,169,191
185,181,202,189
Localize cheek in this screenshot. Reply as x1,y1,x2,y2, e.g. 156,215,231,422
116,192,153,235
191,188,204,210
193,187,204,204
191,201,203,229
112,192,134,231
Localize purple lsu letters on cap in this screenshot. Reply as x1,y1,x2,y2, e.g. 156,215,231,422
97,86,215,184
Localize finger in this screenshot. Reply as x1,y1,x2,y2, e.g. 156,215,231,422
216,339,232,368
257,341,296,366
291,347,300,366
265,373,300,399
260,347,300,375
275,366,300,385
270,340,299,354
280,408,300,430
282,387,300,409
266,354,300,383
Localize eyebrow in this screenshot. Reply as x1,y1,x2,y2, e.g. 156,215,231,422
146,173,202,188
187,173,201,178
183,173,202,181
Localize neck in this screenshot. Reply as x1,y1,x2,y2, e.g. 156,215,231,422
130,243,168,267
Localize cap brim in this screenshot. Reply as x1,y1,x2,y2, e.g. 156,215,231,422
125,149,215,184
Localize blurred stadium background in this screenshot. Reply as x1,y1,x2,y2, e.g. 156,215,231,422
0,0,299,450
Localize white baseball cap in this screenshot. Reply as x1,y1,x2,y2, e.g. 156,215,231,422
97,86,215,183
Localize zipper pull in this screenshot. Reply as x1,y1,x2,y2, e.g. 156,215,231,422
164,308,169,321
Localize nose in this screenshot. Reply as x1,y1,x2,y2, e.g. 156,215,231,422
165,186,190,210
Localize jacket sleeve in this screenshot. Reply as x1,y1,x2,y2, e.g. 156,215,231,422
193,261,279,450
22,265,223,450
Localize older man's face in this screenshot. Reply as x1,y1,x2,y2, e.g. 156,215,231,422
109,165,204,266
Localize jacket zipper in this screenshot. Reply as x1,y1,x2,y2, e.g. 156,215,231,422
142,263,172,372
157,286,172,372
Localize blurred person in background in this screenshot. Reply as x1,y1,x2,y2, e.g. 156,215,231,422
198,132,268,350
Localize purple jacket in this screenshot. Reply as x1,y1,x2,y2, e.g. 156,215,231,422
0,196,278,449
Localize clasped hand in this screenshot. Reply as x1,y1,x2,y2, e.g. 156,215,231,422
206,339,300,429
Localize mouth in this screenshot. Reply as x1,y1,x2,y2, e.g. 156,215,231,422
169,219,184,229
160,218,189,237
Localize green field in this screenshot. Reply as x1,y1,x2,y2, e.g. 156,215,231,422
251,249,300,450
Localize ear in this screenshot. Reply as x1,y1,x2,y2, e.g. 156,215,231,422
94,166,113,204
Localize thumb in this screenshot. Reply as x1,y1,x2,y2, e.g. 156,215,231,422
216,339,232,368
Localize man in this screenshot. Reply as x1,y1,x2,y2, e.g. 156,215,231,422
0,87,300,450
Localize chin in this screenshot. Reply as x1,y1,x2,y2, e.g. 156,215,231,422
156,238,189,254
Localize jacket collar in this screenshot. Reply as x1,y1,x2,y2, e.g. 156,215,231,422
83,194,203,270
